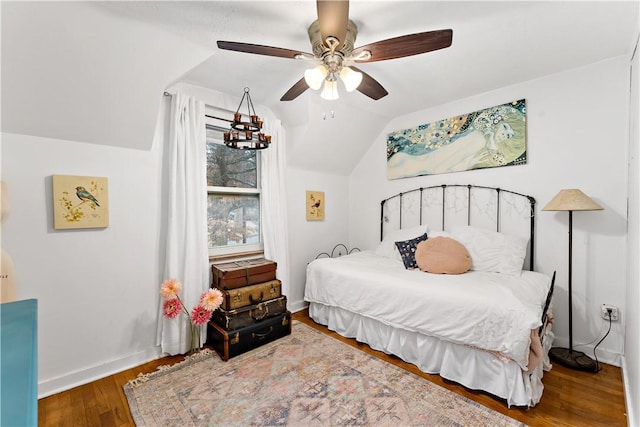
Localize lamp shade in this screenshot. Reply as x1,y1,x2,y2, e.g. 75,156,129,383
339,66,363,92
304,65,328,90
542,189,603,211
320,79,339,100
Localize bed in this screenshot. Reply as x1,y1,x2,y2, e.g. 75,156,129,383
304,184,555,407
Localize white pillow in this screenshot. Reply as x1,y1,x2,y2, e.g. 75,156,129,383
375,225,428,260
426,230,452,239
450,225,529,276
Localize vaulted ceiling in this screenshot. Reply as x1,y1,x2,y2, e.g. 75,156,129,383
2,1,638,175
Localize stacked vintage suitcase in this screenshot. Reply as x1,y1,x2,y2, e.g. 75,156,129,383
206,258,291,360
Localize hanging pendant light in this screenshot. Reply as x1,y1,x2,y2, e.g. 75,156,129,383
222,87,271,150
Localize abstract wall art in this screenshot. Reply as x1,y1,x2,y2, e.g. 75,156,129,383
53,175,109,229
387,99,527,179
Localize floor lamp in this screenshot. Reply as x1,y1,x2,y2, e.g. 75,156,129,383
542,189,603,372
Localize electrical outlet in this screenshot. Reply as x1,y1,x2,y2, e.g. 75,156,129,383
601,304,619,321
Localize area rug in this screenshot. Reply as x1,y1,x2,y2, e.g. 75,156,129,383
124,321,525,426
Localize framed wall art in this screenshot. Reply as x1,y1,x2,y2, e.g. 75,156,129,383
53,175,109,229
306,191,325,221
387,99,527,179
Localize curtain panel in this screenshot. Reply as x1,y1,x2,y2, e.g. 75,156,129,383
261,119,291,299
159,92,209,355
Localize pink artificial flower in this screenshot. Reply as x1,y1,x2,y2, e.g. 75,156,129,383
160,278,182,299
190,305,213,326
199,288,224,311
163,298,183,319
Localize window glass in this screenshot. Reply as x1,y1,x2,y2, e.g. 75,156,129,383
206,142,257,188
207,193,260,248
205,112,262,256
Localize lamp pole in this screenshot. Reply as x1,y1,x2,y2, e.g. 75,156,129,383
568,210,573,353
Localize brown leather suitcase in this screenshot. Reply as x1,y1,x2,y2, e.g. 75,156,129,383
211,296,288,330
211,258,277,290
206,311,292,361
217,279,282,310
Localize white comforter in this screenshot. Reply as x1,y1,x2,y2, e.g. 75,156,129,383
304,250,552,370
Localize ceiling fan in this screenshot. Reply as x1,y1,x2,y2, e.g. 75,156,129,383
217,0,452,102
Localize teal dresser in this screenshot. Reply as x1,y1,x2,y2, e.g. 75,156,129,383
1,299,38,426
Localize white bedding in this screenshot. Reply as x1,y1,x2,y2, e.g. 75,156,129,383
304,250,552,370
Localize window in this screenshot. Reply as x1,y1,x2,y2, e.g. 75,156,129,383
206,110,262,257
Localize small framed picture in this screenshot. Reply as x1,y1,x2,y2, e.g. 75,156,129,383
53,175,109,229
306,191,325,221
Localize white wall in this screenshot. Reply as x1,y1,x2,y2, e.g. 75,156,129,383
349,56,631,366
1,2,212,151
286,167,350,311
624,35,639,427
0,106,167,397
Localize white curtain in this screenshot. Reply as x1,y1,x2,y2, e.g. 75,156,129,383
261,119,291,298
158,92,209,355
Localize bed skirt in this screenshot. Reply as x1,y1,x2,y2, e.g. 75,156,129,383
308,302,553,407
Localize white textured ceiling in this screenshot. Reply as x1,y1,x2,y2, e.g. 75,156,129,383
2,1,639,175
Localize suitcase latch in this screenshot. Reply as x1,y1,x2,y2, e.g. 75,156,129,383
230,332,240,345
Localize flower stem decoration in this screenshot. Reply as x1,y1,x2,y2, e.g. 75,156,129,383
160,278,223,351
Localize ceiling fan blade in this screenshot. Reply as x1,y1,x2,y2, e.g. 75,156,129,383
352,29,453,63
316,0,349,50
280,78,309,101
351,66,388,100
217,41,312,59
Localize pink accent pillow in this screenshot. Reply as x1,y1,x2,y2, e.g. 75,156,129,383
415,237,471,275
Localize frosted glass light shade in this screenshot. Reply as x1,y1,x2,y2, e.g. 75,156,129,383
304,65,328,90
339,66,363,92
320,79,339,100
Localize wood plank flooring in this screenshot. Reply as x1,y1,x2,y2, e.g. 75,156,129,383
38,309,627,426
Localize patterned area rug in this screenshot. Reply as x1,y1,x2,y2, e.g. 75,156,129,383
124,321,525,426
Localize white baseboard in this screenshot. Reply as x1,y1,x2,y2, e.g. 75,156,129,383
289,300,309,313
622,356,637,427
38,346,163,398
552,337,622,366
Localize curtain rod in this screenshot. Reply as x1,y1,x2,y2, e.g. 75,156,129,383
206,114,233,123
163,91,237,115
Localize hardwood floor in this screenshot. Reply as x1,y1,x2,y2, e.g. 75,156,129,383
38,309,627,426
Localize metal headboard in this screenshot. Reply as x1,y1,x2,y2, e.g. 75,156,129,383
380,184,536,270
315,244,361,260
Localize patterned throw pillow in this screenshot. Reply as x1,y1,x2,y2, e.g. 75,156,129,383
395,233,429,269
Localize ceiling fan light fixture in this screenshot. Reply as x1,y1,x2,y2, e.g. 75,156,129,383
304,65,328,90
320,79,339,100
339,66,362,92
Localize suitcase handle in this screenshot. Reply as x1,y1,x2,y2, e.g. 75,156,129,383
252,326,273,340
249,291,264,304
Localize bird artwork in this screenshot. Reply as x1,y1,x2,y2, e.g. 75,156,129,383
75,186,100,207
53,175,109,229
306,191,325,221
